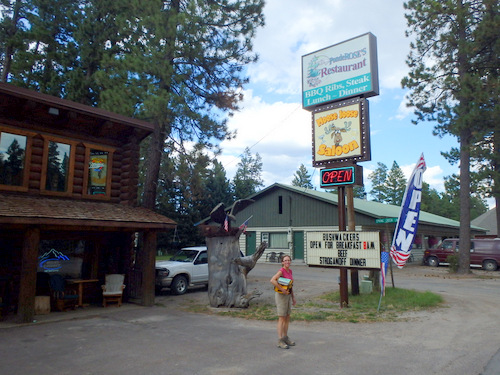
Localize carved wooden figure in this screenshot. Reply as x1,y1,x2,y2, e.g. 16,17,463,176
202,200,267,308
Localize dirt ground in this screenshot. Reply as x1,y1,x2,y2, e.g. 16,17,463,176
3,263,500,375
156,262,500,311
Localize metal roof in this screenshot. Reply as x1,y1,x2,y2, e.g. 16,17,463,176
249,183,487,231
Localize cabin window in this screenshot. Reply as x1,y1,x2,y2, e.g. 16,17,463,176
0,131,27,187
278,195,283,214
269,232,288,249
41,136,76,196
45,141,71,192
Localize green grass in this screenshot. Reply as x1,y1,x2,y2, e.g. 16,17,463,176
182,287,444,323
156,255,172,261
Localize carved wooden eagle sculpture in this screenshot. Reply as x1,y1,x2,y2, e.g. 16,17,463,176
209,199,255,229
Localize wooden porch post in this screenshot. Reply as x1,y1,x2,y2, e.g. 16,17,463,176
140,230,157,306
18,226,40,323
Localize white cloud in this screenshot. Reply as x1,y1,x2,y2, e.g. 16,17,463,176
393,96,413,120
401,163,445,191
249,0,410,96
214,1,473,205
220,90,311,185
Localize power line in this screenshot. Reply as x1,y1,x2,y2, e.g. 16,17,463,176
223,103,303,169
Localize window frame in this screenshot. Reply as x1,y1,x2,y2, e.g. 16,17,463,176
40,135,77,197
268,232,289,249
0,125,33,192
83,143,115,200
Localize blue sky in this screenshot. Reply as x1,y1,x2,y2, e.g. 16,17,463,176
216,0,492,206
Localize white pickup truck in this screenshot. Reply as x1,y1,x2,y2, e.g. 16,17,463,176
155,246,208,295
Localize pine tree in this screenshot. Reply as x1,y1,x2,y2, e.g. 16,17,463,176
368,162,388,202
385,161,407,206
402,0,497,273
232,147,263,200
291,164,314,189
204,159,232,212
7,0,80,94
0,0,28,82
0,0,265,212
353,185,367,199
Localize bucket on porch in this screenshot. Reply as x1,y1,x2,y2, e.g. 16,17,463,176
35,296,51,315
360,275,373,294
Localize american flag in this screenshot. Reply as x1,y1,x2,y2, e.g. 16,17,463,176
239,216,252,233
224,215,229,232
380,251,390,296
390,244,412,267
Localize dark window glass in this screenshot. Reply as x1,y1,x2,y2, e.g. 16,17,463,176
46,141,70,192
0,131,26,186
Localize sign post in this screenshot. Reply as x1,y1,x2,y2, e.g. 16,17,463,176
302,33,379,308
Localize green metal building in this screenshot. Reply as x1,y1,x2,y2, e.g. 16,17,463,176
228,183,487,264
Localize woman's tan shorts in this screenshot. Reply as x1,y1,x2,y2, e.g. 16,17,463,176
275,291,292,316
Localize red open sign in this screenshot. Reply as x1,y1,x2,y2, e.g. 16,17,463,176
320,165,363,188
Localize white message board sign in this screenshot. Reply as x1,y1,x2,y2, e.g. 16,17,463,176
306,231,380,269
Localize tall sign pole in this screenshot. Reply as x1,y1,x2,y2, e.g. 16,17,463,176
337,186,348,307
302,33,379,308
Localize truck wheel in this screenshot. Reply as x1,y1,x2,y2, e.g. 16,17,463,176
483,260,498,271
427,257,439,267
171,275,188,295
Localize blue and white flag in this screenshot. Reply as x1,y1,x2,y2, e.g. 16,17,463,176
380,251,390,296
390,154,426,269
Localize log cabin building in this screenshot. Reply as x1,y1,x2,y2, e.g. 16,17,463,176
0,83,176,323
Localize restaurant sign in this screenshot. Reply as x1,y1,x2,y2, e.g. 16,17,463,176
306,231,380,269
302,32,379,110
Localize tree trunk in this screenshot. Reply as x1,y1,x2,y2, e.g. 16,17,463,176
142,123,165,209
456,1,472,274
206,233,266,308
458,128,472,273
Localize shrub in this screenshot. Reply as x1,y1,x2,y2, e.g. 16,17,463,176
446,254,459,273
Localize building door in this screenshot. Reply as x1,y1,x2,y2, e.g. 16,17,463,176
245,231,256,255
293,231,304,260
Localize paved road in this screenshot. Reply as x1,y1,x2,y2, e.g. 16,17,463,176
1,264,499,375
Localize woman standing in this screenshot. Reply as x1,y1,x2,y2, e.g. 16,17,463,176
270,255,296,349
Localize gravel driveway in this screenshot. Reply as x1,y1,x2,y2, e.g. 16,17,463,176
1,263,499,375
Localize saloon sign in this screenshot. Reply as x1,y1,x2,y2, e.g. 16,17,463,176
312,97,370,166
306,231,380,269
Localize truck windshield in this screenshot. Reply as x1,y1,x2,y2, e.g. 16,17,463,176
171,250,198,262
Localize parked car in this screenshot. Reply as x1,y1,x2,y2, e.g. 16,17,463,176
423,238,500,271
155,246,208,295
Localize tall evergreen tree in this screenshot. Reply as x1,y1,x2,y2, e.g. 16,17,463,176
204,159,232,213
132,1,265,210
7,0,80,95
368,162,388,202
385,161,407,206
0,0,265,213
420,182,446,217
232,147,263,200
353,185,367,199
0,0,29,82
402,0,496,273
291,164,314,189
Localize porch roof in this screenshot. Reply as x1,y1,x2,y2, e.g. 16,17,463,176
0,193,176,231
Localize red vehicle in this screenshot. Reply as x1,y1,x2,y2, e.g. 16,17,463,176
423,238,500,271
